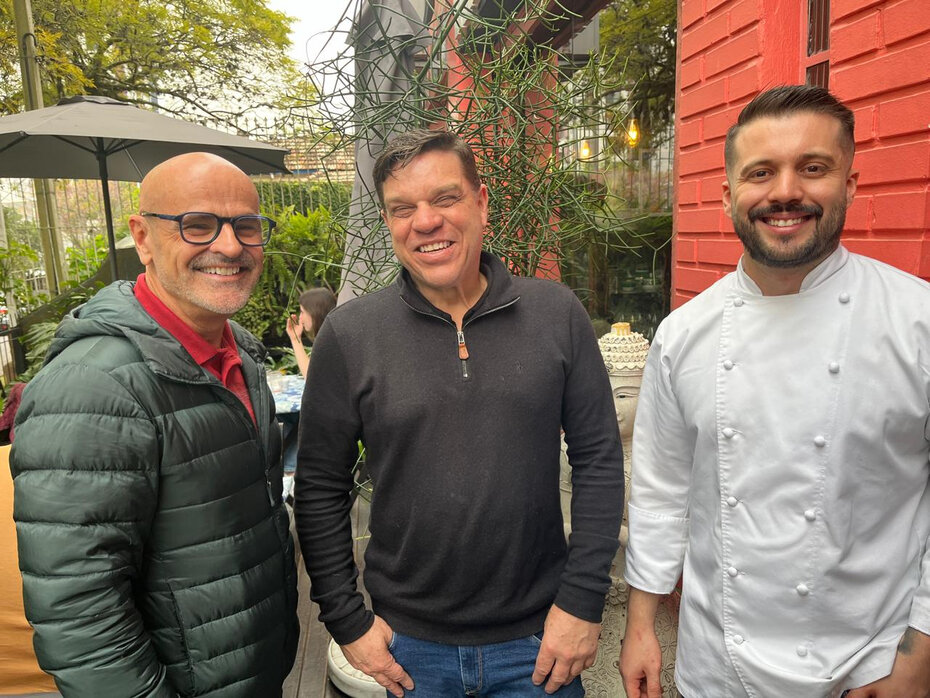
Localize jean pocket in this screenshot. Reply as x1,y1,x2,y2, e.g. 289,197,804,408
530,630,544,646
388,631,398,651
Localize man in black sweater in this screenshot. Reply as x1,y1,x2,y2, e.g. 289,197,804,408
295,129,624,696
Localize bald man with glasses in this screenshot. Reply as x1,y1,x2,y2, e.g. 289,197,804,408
11,152,299,698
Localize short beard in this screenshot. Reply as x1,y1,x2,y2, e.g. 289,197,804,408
163,252,259,317
733,202,846,269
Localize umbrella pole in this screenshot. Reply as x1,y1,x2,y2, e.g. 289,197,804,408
96,148,120,280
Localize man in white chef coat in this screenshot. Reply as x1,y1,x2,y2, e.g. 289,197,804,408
620,84,930,698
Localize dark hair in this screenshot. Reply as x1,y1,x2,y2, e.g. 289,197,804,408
373,129,482,207
298,287,336,339
724,85,856,174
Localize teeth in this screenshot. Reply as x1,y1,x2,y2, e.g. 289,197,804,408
765,217,806,227
418,241,451,253
200,266,241,276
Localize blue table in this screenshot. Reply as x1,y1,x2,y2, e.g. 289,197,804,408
267,373,305,416
266,372,305,499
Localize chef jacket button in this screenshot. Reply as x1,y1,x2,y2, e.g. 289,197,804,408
839,292,850,304
796,583,810,596
796,644,808,657
814,435,826,447
733,634,745,645
727,566,739,578
804,509,817,521
733,297,744,307
723,359,734,370
727,496,739,507
723,427,735,439
829,362,840,374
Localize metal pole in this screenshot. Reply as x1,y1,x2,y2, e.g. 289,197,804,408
0,204,17,325
12,0,65,295
97,149,119,280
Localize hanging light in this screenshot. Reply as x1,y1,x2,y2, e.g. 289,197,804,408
626,118,641,147
578,139,592,160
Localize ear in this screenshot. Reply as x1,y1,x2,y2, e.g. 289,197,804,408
477,183,489,230
722,179,733,218
846,169,859,207
128,215,153,266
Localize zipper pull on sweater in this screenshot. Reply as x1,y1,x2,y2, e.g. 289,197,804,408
456,330,470,379
457,330,469,360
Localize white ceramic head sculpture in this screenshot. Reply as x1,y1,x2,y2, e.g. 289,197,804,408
598,322,649,440
599,322,649,545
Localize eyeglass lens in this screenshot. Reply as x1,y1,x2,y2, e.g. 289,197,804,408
180,213,270,245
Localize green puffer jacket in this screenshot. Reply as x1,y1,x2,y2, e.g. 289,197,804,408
10,281,299,698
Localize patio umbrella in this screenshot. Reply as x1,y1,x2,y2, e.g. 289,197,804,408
0,95,290,280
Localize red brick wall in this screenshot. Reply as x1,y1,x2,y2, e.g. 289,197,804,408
672,0,930,308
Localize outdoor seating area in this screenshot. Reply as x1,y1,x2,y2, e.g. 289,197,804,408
4,0,930,697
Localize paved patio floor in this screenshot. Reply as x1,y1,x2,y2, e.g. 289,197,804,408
284,495,371,698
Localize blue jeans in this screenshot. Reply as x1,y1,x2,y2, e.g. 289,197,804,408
387,631,585,697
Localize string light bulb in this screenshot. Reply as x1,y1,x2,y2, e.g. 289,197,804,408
578,139,592,160
626,118,641,147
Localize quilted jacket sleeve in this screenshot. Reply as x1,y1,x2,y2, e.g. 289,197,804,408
11,348,177,697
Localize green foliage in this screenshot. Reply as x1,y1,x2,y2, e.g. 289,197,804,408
265,347,299,375
254,180,352,218
233,206,342,346
563,213,671,338
17,320,56,382
0,236,48,313
0,0,299,122
64,233,110,283
600,0,677,150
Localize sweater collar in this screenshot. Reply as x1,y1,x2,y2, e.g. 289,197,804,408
396,251,520,322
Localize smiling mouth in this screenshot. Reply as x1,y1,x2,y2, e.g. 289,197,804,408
762,216,810,227
198,266,244,276
417,241,452,253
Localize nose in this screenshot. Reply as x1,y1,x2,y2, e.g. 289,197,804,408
411,204,442,234
210,220,244,257
769,169,804,203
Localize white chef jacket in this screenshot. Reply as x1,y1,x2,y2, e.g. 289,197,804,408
625,246,930,697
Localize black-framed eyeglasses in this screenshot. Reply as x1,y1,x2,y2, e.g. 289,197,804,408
141,211,276,247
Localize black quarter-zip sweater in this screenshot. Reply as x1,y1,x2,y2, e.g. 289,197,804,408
295,252,624,646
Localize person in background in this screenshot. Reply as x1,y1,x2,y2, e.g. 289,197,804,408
620,85,930,698
11,152,299,697
285,287,336,378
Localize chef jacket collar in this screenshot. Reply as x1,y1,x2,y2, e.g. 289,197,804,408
735,244,849,296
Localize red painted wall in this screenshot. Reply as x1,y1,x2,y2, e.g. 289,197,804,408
672,0,930,308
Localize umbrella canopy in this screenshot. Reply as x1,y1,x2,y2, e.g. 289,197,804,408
0,95,290,280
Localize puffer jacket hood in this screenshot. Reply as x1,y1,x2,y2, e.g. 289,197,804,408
47,280,266,380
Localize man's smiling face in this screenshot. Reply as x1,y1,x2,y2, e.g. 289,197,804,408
381,149,488,307
723,111,858,270
130,153,263,334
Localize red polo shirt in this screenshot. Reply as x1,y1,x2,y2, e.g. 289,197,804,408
134,273,256,425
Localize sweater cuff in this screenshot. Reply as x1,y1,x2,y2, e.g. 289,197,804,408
552,584,608,624
327,608,376,646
